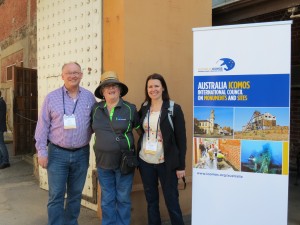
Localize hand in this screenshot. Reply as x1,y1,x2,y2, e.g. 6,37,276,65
38,156,48,169
176,170,185,179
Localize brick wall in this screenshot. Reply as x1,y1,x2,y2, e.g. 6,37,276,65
0,0,37,67
28,0,37,68
290,88,300,155
290,15,300,162
0,0,28,42
219,139,241,170
291,19,300,66
30,0,36,23
1,50,23,82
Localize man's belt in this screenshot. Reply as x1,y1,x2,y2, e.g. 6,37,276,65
51,143,89,152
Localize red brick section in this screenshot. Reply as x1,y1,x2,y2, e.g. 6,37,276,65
30,0,36,23
1,50,23,82
0,0,28,41
219,139,241,171
0,0,37,68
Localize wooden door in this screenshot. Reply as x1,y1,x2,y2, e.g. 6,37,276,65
13,66,38,155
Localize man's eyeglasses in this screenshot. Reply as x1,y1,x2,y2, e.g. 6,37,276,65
64,71,82,76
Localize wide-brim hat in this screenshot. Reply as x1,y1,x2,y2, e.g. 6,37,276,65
94,71,128,99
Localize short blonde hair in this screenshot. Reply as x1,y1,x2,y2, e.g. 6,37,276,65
61,62,81,71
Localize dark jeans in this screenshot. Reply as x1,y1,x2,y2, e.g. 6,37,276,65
0,131,9,164
97,167,134,225
139,159,184,225
47,143,89,225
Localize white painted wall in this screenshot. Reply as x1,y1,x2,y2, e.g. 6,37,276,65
37,0,102,211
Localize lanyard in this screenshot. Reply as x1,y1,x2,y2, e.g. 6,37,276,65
62,87,79,115
147,109,161,140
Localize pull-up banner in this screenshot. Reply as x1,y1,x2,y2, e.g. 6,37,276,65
192,21,292,225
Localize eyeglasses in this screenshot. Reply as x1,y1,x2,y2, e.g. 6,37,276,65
64,71,82,76
103,83,119,89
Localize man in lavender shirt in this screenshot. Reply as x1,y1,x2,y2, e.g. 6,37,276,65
35,62,96,225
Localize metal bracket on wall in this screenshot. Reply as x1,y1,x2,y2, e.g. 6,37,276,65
289,7,300,19
82,169,98,204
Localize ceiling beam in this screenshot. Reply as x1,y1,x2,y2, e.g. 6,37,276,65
213,0,300,25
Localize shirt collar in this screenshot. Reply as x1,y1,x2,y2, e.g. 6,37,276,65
103,98,124,109
62,86,81,98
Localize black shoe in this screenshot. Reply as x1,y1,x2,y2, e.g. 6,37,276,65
0,163,10,169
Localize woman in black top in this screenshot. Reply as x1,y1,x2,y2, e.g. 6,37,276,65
137,73,187,225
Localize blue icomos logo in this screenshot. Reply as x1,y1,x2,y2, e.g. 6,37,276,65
218,58,235,71
197,58,235,72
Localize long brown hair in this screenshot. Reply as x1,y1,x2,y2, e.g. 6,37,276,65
144,73,170,103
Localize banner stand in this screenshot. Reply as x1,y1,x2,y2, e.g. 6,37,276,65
192,21,292,225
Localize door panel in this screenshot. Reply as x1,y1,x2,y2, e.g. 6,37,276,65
13,66,38,155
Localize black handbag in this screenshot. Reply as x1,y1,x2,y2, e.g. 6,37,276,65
107,118,138,175
120,149,139,175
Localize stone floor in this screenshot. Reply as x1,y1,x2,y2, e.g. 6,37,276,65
1,143,300,225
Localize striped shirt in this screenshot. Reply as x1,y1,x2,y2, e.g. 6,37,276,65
35,86,96,157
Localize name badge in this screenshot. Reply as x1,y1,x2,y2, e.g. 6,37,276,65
63,114,76,129
145,140,158,155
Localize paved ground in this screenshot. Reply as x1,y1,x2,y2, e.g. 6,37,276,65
0,143,100,225
0,144,186,225
0,156,190,225
1,143,300,225
287,174,300,225
0,157,99,225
